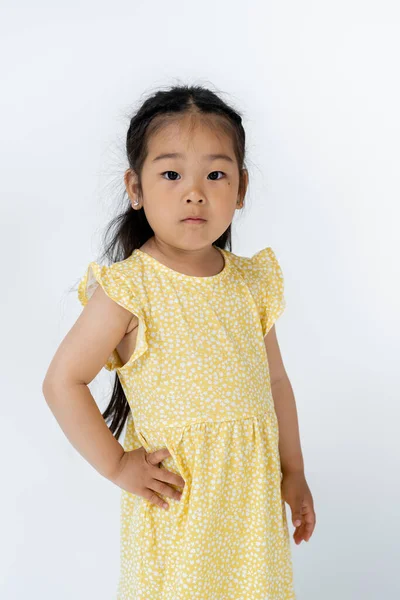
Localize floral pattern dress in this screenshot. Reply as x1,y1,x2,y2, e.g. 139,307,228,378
78,245,296,599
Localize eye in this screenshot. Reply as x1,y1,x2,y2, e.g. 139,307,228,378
161,171,180,181
161,170,226,181
208,171,225,180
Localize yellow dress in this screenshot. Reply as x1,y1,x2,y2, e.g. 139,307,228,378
78,245,296,600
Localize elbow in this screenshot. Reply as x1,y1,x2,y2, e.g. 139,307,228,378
270,371,290,388
42,377,55,404
42,374,64,403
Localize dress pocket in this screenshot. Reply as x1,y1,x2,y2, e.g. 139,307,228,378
137,428,188,492
137,429,151,451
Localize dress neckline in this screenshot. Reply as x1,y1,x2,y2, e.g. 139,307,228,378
133,245,230,282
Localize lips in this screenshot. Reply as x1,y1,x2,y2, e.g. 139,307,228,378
183,218,206,222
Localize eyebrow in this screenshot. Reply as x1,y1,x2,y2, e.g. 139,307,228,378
151,152,235,164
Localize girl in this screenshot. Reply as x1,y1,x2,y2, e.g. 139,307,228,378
43,84,316,599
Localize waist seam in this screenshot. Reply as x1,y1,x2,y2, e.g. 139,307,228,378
136,410,274,432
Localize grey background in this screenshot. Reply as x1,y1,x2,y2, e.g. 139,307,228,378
1,1,399,598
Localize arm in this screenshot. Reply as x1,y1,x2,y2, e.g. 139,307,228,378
264,325,304,475
42,284,133,480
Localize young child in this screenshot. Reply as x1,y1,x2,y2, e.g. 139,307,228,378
43,84,316,599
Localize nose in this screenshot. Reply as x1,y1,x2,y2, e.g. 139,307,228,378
185,190,205,203
183,180,206,203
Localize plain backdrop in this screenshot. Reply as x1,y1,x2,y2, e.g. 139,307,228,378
1,1,399,598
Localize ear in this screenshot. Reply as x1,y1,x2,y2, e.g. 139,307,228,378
238,168,249,206
124,168,140,208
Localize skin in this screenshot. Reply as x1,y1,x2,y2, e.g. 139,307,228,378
123,112,316,543
265,327,316,544
43,110,315,539
124,112,248,275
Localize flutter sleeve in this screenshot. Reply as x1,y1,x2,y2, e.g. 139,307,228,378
77,261,148,371
250,247,286,337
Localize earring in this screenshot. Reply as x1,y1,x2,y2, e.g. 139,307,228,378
133,198,140,208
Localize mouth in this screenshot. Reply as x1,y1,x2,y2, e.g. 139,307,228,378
182,218,207,223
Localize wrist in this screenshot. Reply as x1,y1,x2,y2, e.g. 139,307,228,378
281,467,305,477
103,446,126,482
280,455,304,477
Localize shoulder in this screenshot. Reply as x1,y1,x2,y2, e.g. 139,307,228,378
77,252,144,314
227,246,284,281
108,251,143,275
227,246,286,337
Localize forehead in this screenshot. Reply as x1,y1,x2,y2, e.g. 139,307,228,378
146,114,235,159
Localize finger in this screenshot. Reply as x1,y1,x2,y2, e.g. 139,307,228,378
147,448,186,488
303,517,316,541
146,447,171,466
151,462,186,487
293,524,306,544
143,488,170,511
150,478,183,502
294,518,314,543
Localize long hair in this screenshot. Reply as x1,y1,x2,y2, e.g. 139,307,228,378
94,83,248,441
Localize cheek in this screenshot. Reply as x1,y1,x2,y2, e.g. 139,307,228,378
217,198,237,217
145,200,173,223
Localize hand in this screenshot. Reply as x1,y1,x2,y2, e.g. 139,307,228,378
109,446,186,511
281,470,316,545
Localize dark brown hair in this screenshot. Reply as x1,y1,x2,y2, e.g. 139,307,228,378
95,83,248,440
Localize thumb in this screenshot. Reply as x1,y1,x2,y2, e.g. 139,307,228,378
291,501,303,527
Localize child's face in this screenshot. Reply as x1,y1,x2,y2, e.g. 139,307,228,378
128,114,247,251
